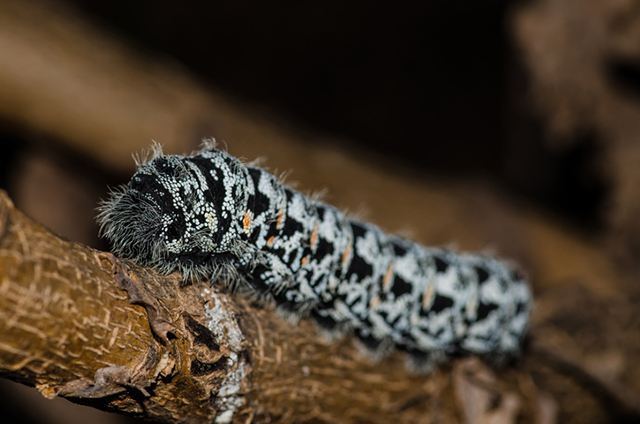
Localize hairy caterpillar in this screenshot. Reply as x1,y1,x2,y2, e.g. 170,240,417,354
97,142,531,370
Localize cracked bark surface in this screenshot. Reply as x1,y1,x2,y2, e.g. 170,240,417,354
0,190,461,423
2,179,640,424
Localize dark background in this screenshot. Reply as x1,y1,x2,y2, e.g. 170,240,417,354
59,0,608,228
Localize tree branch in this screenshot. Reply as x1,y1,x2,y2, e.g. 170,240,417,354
0,190,460,423
2,187,640,424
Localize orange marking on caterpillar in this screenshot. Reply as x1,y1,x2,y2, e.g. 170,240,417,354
301,256,309,266
267,236,275,247
342,242,351,265
422,284,435,309
370,296,381,309
310,221,319,250
243,211,252,234
276,208,286,230
383,262,394,291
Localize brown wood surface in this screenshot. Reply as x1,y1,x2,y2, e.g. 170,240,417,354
2,177,640,424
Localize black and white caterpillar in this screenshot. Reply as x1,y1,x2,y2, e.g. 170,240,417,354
97,142,531,370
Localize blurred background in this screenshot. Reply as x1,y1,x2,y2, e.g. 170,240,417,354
1,0,640,423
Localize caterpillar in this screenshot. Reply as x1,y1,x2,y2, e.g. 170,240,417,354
97,141,531,371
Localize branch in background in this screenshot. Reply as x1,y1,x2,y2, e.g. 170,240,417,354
0,0,213,171
509,0,640,260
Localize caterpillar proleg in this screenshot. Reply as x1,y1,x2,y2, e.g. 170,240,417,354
97,141,531,371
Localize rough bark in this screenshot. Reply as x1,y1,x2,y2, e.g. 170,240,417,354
0,190,478,423
2,176,640,424
0,189,223,423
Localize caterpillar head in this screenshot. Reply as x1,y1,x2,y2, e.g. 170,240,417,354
97,149,249,280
